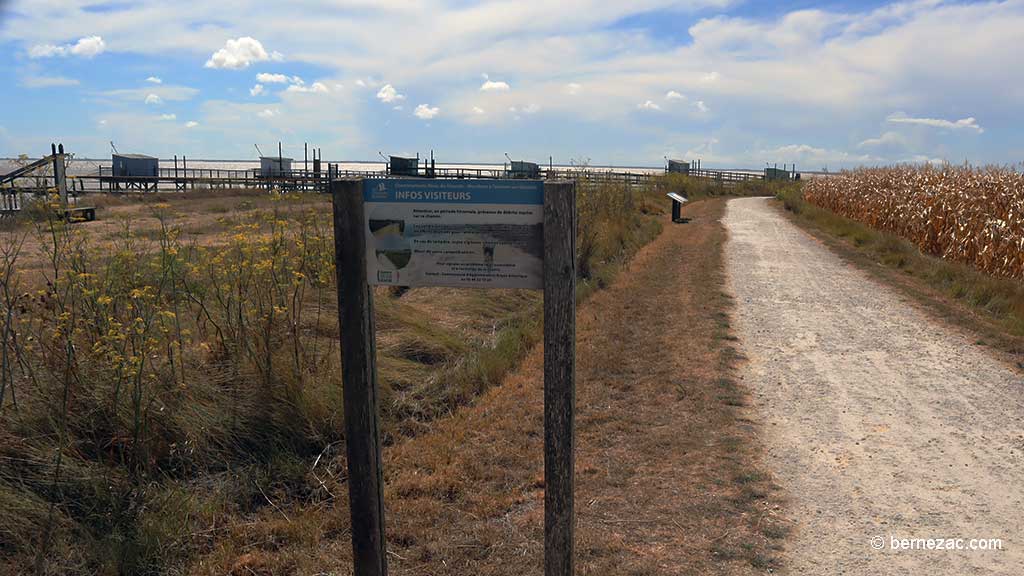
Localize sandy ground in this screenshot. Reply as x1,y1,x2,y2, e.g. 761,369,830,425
724,197,1024,574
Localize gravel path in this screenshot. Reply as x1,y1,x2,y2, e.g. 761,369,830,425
724,197,1024,575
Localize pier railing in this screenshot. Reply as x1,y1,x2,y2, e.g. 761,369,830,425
23,163,781,195
64,165,660,193
1,192,23,214
684,168,764,182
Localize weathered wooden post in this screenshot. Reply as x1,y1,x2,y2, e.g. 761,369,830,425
332,177,576,576
51,143,67,207
332,179,388,576
543,181,576,576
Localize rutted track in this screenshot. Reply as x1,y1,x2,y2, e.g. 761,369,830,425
724,197,1024,575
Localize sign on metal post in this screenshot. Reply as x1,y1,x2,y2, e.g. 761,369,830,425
332,178,576,576
667,192,688,223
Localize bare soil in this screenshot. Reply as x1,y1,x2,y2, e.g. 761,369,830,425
725,197,1024,574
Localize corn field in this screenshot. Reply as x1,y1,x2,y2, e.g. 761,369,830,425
803,165,1024,280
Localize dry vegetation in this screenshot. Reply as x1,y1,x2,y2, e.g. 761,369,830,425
653,171,785,202
0,179,669,575
190,198,788,576
778,177,1024,342
802,165,1024,280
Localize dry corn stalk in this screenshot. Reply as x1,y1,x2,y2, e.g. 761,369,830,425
804,165,1024,280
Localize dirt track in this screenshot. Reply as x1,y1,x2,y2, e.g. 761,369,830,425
724,197,1024,574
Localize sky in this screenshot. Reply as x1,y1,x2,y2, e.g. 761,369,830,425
0,0,1021,169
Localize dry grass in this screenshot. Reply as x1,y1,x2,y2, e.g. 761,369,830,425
652,172,792,201
4,190,326,275
802,165,1024,280
0,182,667,575
184,198,787,576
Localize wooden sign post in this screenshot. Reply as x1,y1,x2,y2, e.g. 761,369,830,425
542,182,576,576
332,178,576,576
332,179,388,576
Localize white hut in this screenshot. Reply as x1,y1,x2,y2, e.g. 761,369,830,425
260,156,293,177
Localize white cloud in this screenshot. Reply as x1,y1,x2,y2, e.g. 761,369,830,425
472,106,486,115
665,90,685,101
257,109,278,118
71,36,106,57
256,72,290,83
205,37,275,70
29,35,106,58
20,75,79,88
7,0,1021,165
146,76,162,84
695,100,709,113
904,154,947,165
28,44,64,58
159,113,177,120
638,100,661,111
886,113,984,133
102,85,199,103
700,71,721,84
507,104,540,116
286,82,329,94
858,131,905,149
189,94,358,158
414,104,440,119
759,143,878,167
480,79,510,91
184,121,199,128
770,144,829,157
253,74,312,93
145,93,163,105
682,137,721,161
376,84,405,103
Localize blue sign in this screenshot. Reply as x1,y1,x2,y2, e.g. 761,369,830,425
363,178,545,289
364,178,543,205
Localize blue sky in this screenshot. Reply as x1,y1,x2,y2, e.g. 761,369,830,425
0,0,1021,168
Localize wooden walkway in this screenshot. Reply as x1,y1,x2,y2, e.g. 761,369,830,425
59,165,663,193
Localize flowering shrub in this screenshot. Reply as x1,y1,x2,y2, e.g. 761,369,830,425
0,196,340,570
0,184,667,573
